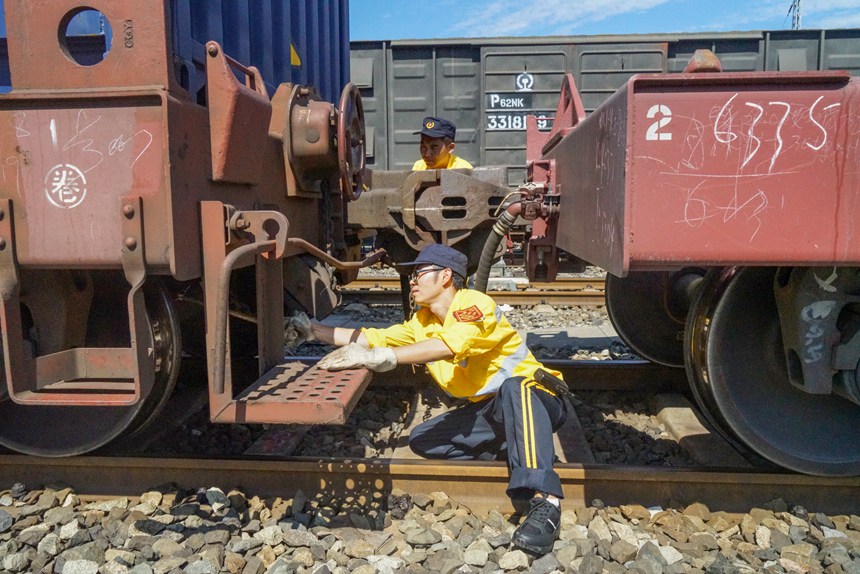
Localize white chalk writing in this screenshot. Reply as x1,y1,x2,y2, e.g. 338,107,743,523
800,300,837,364
639,91,845,242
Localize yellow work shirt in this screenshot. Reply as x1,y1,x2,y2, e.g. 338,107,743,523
411,155,473,170
361,289,562,400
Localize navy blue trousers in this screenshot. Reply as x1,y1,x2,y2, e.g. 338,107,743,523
408,376,567,499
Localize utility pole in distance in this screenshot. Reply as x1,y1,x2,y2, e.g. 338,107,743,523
788,0,802,30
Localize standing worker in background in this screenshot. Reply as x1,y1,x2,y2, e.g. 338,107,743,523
412,116,474,170
310,243,567,556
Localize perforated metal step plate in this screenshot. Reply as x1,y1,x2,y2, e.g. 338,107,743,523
216,361,372,424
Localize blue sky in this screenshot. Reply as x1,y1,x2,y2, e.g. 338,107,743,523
349,0,860,40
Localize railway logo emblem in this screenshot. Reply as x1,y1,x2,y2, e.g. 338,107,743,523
453,305,484,322
45,163,87,209
516,72,534,92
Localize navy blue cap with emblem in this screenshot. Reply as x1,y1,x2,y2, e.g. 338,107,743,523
398,243,468,279
414,116,457,140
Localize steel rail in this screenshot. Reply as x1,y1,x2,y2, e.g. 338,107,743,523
349,277,606,291
0,455,856,516
341,285,607,306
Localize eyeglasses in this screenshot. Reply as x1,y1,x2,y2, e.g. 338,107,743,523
409,266,444,282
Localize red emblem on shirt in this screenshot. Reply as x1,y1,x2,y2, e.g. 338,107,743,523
453,305,484,322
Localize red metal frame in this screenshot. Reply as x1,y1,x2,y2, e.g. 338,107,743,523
0,198,152,406
0,0,368,419
533,70,860,276
200,201,371,425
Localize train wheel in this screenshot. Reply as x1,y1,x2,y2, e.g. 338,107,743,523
109,279,182,442
685,266,860,476
606,268,705,367
0,276,181,456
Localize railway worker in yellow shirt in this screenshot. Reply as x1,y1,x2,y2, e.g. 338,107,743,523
311,243,566,556
412,116,474,170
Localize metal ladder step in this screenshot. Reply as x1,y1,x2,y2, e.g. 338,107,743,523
213,360,373,425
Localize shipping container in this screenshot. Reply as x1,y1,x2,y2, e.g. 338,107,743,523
352,29,860,184
0,0,350,104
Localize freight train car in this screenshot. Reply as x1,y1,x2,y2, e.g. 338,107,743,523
351,32,860,477
498,52,860,477
0,0,375,456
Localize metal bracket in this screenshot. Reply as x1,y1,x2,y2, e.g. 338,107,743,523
0,198,148,406
206,41,272,185
202,202,290,400
228,210,290,260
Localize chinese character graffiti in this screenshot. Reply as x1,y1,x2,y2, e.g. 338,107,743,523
44,163,87,209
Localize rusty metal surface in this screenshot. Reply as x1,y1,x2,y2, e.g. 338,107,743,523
546,71,860,276
0,455,857,516
3,1,172,91
349,167,510,266
683,49,723,73
0,0,360,275
337,84,366,200
528,74,587,162
351,169,509,241
200,201,280,422
0,92,168,267
200,201,379,426
0,0,370,453
206,42,271,185
216,362,373,425
0,197,154,406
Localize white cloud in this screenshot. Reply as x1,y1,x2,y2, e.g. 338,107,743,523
812,11,860,27
806,0,860,9
803,0,860,28
450,0,674,37
446,0,860,37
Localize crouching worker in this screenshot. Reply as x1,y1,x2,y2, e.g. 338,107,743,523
310,243,567,555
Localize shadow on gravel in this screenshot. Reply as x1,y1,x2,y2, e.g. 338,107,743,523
572,391,702,466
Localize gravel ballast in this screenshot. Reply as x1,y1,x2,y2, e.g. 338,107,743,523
0,484,858,574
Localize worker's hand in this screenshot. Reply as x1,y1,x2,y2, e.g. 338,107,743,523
317,343,398,372
284,311,315,347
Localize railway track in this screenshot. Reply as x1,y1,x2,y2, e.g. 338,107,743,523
0,357,856,574
0,358,855,517
1,456,856,516
343,276,607,306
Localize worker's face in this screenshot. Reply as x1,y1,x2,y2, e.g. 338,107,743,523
409,265,449,304
419,135,455,169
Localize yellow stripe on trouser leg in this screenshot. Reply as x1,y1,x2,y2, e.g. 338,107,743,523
525,381,537,468
521,380,532,468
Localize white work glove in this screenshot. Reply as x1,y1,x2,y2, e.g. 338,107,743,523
317,343,398,372
284,311,315,347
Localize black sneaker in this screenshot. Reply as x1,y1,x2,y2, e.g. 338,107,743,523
512,496,561,555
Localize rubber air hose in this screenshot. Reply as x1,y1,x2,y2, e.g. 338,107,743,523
474,203,522,293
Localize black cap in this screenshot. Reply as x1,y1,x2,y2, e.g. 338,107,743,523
414,116,456,140
398,243,468,279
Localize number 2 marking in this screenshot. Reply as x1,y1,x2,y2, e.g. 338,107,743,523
646,104,672,141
